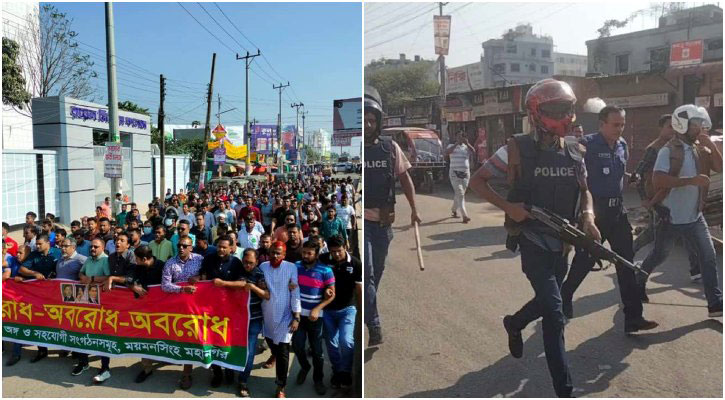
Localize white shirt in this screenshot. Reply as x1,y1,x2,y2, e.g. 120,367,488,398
238,228,262,250
335,204,355,229
448,143,472,173
260,261,301,344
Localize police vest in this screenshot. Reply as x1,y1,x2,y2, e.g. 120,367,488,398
364,138,396,209
506,134,582,229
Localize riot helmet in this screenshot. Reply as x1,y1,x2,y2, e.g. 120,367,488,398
364,86,384,145
525,79,577,138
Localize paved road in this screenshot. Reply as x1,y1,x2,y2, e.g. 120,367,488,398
2,342,357,398
364,184,722,398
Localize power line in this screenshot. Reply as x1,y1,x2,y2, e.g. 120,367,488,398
196,2,250,53
177,2,237,55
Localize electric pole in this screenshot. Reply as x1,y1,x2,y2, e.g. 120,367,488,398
199,53,217,187
273,81,290,172
291,102,304,166
158,74,166,199
217,94,222,125
439,2,449,145
301,109,308,164
236,50,260,174
105,2,121,216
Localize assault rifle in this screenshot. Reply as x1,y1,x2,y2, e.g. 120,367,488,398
526,205,649,277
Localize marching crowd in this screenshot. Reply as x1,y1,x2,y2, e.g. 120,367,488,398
2,173,362,398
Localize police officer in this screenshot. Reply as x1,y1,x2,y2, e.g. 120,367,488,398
363,86,421,347
470,79,600,398
558,105,658,334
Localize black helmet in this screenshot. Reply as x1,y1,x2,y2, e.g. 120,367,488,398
364,86,383,140
164,207,178,221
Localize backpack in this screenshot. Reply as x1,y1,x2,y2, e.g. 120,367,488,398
654,137,712,212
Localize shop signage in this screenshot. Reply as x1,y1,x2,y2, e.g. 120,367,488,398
69,106,148,130
670,40,704,67
603,93,669,108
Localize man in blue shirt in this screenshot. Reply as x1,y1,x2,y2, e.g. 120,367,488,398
558,106,657,334
293,240,335,395
73,230,91,257
12,234,60,364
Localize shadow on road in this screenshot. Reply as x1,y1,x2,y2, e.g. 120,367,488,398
402,314,721,398
421,225,509,252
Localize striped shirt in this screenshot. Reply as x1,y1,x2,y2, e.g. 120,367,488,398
260,261,301,344
447,144,472,173
240,266,265,320
295,261,335,317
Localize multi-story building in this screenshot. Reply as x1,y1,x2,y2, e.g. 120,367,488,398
2,3,39,150
304,128,331,159
585,4,722,75
554,52,588,76
481,24,555,87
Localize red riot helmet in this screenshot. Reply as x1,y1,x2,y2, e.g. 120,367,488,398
525,79,577,137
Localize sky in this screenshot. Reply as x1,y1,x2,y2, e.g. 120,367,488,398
365,1,710,68
29,2,363,156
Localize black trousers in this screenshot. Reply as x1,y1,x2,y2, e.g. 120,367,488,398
292,316,325,382
560,202,643,321
266,338,290,388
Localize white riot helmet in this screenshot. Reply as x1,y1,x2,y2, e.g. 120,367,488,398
671,104,711,134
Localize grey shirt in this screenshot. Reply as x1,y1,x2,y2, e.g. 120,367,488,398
654,143,701,225
56,252,87,280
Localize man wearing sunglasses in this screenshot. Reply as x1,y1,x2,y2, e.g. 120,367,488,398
75,238,111,381
171,220,196,258
161,236,202,390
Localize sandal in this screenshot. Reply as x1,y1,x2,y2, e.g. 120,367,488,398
263,355,276,369
238,383,250,397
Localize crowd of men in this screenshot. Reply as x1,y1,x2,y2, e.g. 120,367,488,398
2,173,362,398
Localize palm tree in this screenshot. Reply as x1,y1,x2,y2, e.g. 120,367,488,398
191,120,201,128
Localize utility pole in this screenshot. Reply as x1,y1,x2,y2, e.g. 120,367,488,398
438,2,449,145
158,74,166,200
273,81,290,172
199,53,217,187
236,50,260,174
217,94,222,125
291,102,304,165
301,109,308,164
104,2,122,216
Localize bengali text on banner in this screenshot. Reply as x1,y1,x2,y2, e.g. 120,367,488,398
1,280,249,371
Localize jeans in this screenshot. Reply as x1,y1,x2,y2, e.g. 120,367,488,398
364,220,393,328
633,209,700,275
265,338,290,387
239,318,264,384
449,172,470,218
322,306,357,374
292,316,325,382
640,215,723,308
509,236,572,398
560,206,643,322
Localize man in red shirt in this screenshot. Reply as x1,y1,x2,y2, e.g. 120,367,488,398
2,223,19,257
238,196,262,227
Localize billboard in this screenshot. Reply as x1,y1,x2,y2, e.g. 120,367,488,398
434,15,451,56
333,97,361,148
248,124,278,155
447,63,485,94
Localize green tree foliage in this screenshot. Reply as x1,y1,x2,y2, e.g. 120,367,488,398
150,125,205,160
118,100,150,116
365,61,439,112
2,38,32,109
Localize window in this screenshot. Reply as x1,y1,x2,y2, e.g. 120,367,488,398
615,53,629,74
506,44,517,54
510,63,520,72
649,47,669,71
493,63,505,73
528,63,536,72
542,49,551,58
541,65,549,74
706,38,723,50
531,48,536,56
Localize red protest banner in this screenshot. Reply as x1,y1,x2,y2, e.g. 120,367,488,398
2,280,249,370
